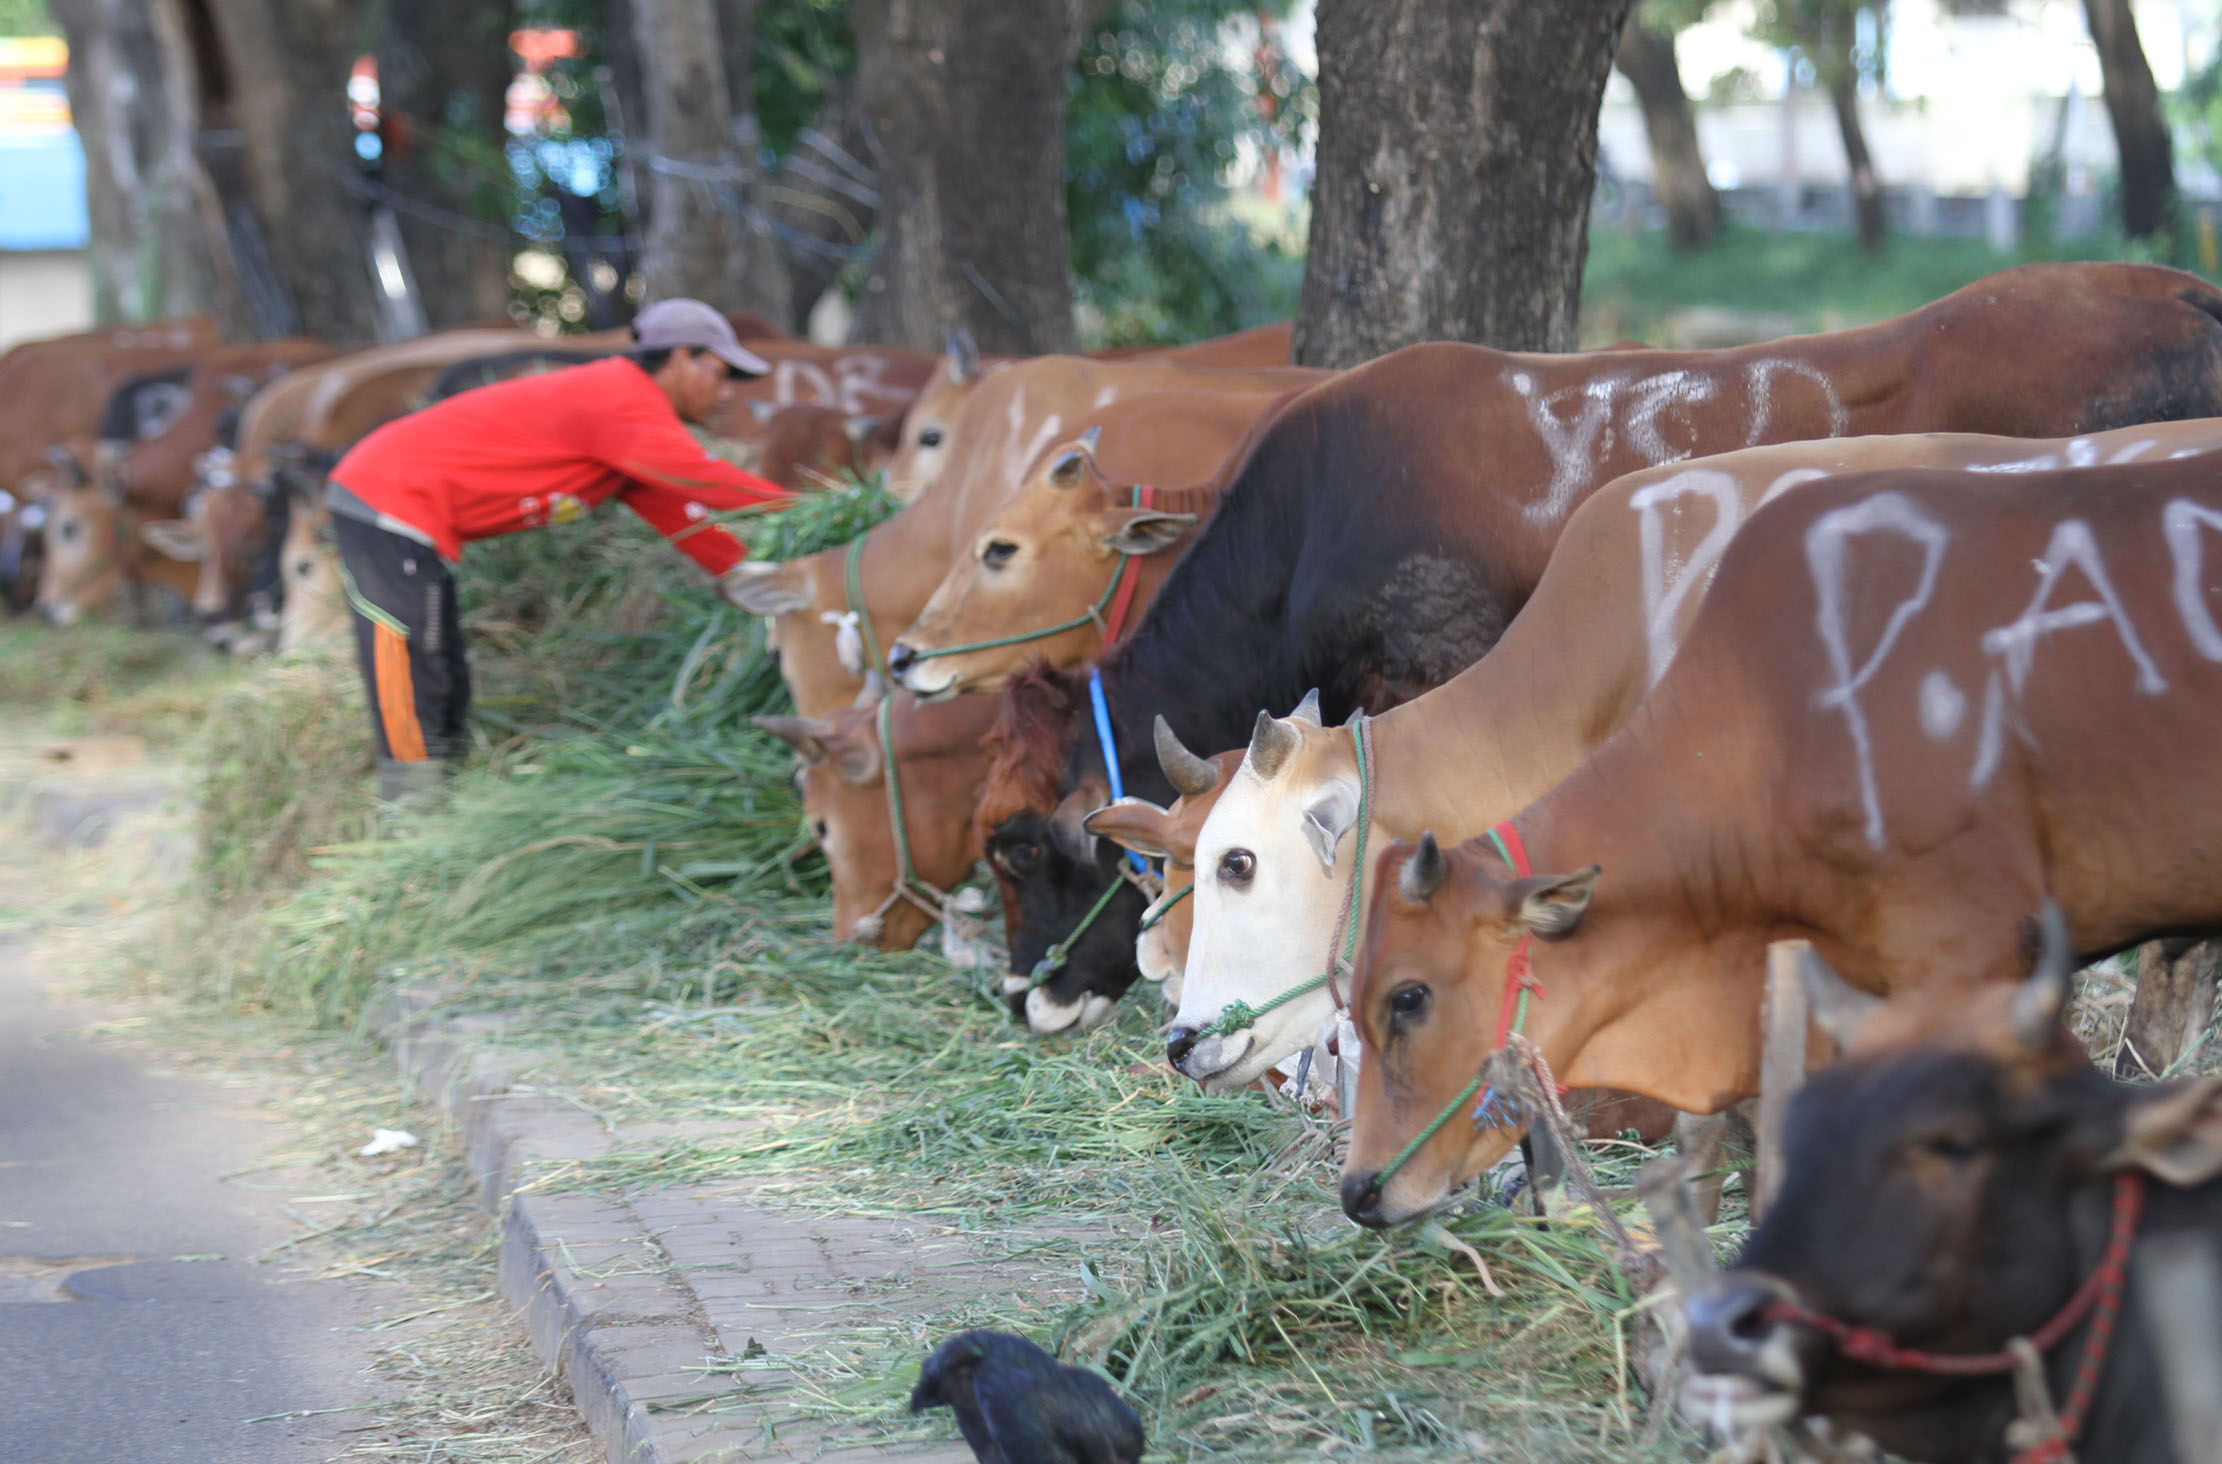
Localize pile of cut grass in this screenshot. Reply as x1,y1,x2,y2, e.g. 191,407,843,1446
0,621,234,745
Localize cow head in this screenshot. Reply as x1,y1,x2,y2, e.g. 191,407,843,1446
1137,696,1364,1092
1682,908,2222,1460
890,430,1198,699
722,551,869,719
1086,741,1248,1009
1338,831,1600,1228
32,442,127,625
881,353,972,506
753,691,992,951
975,665,1146,1035
276,488,346,653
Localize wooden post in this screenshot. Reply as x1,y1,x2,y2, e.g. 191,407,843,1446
2118,939,2219,1080
1755,940,1813,1223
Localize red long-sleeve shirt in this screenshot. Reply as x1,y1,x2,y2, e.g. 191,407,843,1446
330,356,791,573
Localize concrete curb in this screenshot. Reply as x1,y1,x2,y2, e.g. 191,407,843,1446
376,990,980,1464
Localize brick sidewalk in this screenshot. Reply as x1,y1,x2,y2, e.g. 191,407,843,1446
385,991,1075,1463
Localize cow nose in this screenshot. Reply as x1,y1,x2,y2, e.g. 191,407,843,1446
1340,1171,1387,1228
1685,1274,1792,1377
886,642,916,680
1165,1025,1199,1069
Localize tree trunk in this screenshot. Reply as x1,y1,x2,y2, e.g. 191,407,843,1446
2084,0,2176,240
374,0,515,330
630,0,792,320
1296,0,1632,368
51,0,251,332
847,0,1082,354
201,0,386,343
1824,59,1885,255
766,73,879,332
1614,3,1718,252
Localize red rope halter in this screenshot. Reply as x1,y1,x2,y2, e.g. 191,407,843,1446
1762,1169,2146,1464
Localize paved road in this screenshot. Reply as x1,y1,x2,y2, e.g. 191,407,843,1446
0,933,397,1464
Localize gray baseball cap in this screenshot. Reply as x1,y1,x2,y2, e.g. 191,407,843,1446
632,298,772,376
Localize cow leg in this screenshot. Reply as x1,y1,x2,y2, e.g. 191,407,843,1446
1672,1106,1756,1226
2118,939,2222,1080
1754,940,1817,1222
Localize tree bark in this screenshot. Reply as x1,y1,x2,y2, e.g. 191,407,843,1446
1296,0,1632,368
765,73,879,332
201,0,386,343
1614,3,1718,252
2084,0,2176,240
374,0,515,330
630,0,792,320
51,0,251,332
847,0,1082,354
1824,56,1885,254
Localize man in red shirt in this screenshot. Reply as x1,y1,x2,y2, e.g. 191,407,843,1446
328,299,794,803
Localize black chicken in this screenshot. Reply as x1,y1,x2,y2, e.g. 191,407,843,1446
910,1330,1145,1464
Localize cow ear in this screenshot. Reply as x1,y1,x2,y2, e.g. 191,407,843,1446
1047,446,1089,489
1098,509,1196,556
1084,797,1173,861
1047,785,1102,865
1802,949,1882,1053
2112,1078,2222,1186
139,519,204,562
752,714,834,765
723,561,815,615
1397,833,1447,904
1300,780,1359,874
1510,867,1600,939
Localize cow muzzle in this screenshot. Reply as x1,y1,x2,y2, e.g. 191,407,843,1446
1682,1271,1809,1433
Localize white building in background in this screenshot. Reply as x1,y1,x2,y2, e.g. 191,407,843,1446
1598,0,2222,235
0,36,90,349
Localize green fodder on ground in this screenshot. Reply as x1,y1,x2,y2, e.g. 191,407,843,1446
124,469,1704,1460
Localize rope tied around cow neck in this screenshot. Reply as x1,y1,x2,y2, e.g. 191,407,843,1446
849,692,991,949
1198,714,1374,1039
1763,1169,2147,1464
842,536,889,679
897,483,1163,664
1024,666,1161,987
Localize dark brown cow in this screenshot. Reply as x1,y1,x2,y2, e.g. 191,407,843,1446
1684,912,2222,1464
1339,454,2222,1229
739,400,905,490
0,317,218,491
701,341,936,443
973,261,2222,1040
755,690,1002,950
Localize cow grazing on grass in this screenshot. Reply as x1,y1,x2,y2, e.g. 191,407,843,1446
1085,736,1250,1003
725,356,1317,718
1684,909,2222,1464
1339,454,2222,1230
1127,417,2222,1095
754,690,1001,950
974,261,2222,1040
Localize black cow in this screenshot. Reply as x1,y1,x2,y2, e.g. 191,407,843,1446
1685,909,2222,1464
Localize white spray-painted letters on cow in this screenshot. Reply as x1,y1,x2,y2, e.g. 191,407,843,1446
1512,359,1847,525
1630,464,1834,686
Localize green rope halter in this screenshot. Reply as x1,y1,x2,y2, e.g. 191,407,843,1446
1138,881,1192,932
901,550,1134,661
1024,868,1131,989
843,537,889,678
852,692,958,939
1197,714,1374,1039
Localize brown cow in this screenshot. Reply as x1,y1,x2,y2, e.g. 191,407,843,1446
889,385,1311,697
1340,453,2222,1229
971,260,2222,1042
701,341,935,444
737,399,905,490
0,317,219,490
1117,417,2222,1094
755,690,1002,950
882,323,1294,506
725,356,1316,718
1685,911,2222,1464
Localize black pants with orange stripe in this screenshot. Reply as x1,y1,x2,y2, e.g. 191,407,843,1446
332,513,470,764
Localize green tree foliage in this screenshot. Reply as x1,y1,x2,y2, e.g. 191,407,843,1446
1067,0,1313,344
0,0,55,36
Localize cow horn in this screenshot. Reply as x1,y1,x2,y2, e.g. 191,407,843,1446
1801,947,1881,1051
1398,833,1447,904
1153,715,1218,798
1288,688,1322,725
2012,900,2076,1052
1076,425,1102,456
945,328,980,384
1247,709,1300,781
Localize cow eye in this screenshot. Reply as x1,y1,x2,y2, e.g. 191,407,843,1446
1218,848,1255,885
982,539,1018,567
918,426,943,449
995,841,1040,877
811,818,829,841
1389,984,1429,1021
1924,1132,1984,1163
57,519,80,542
